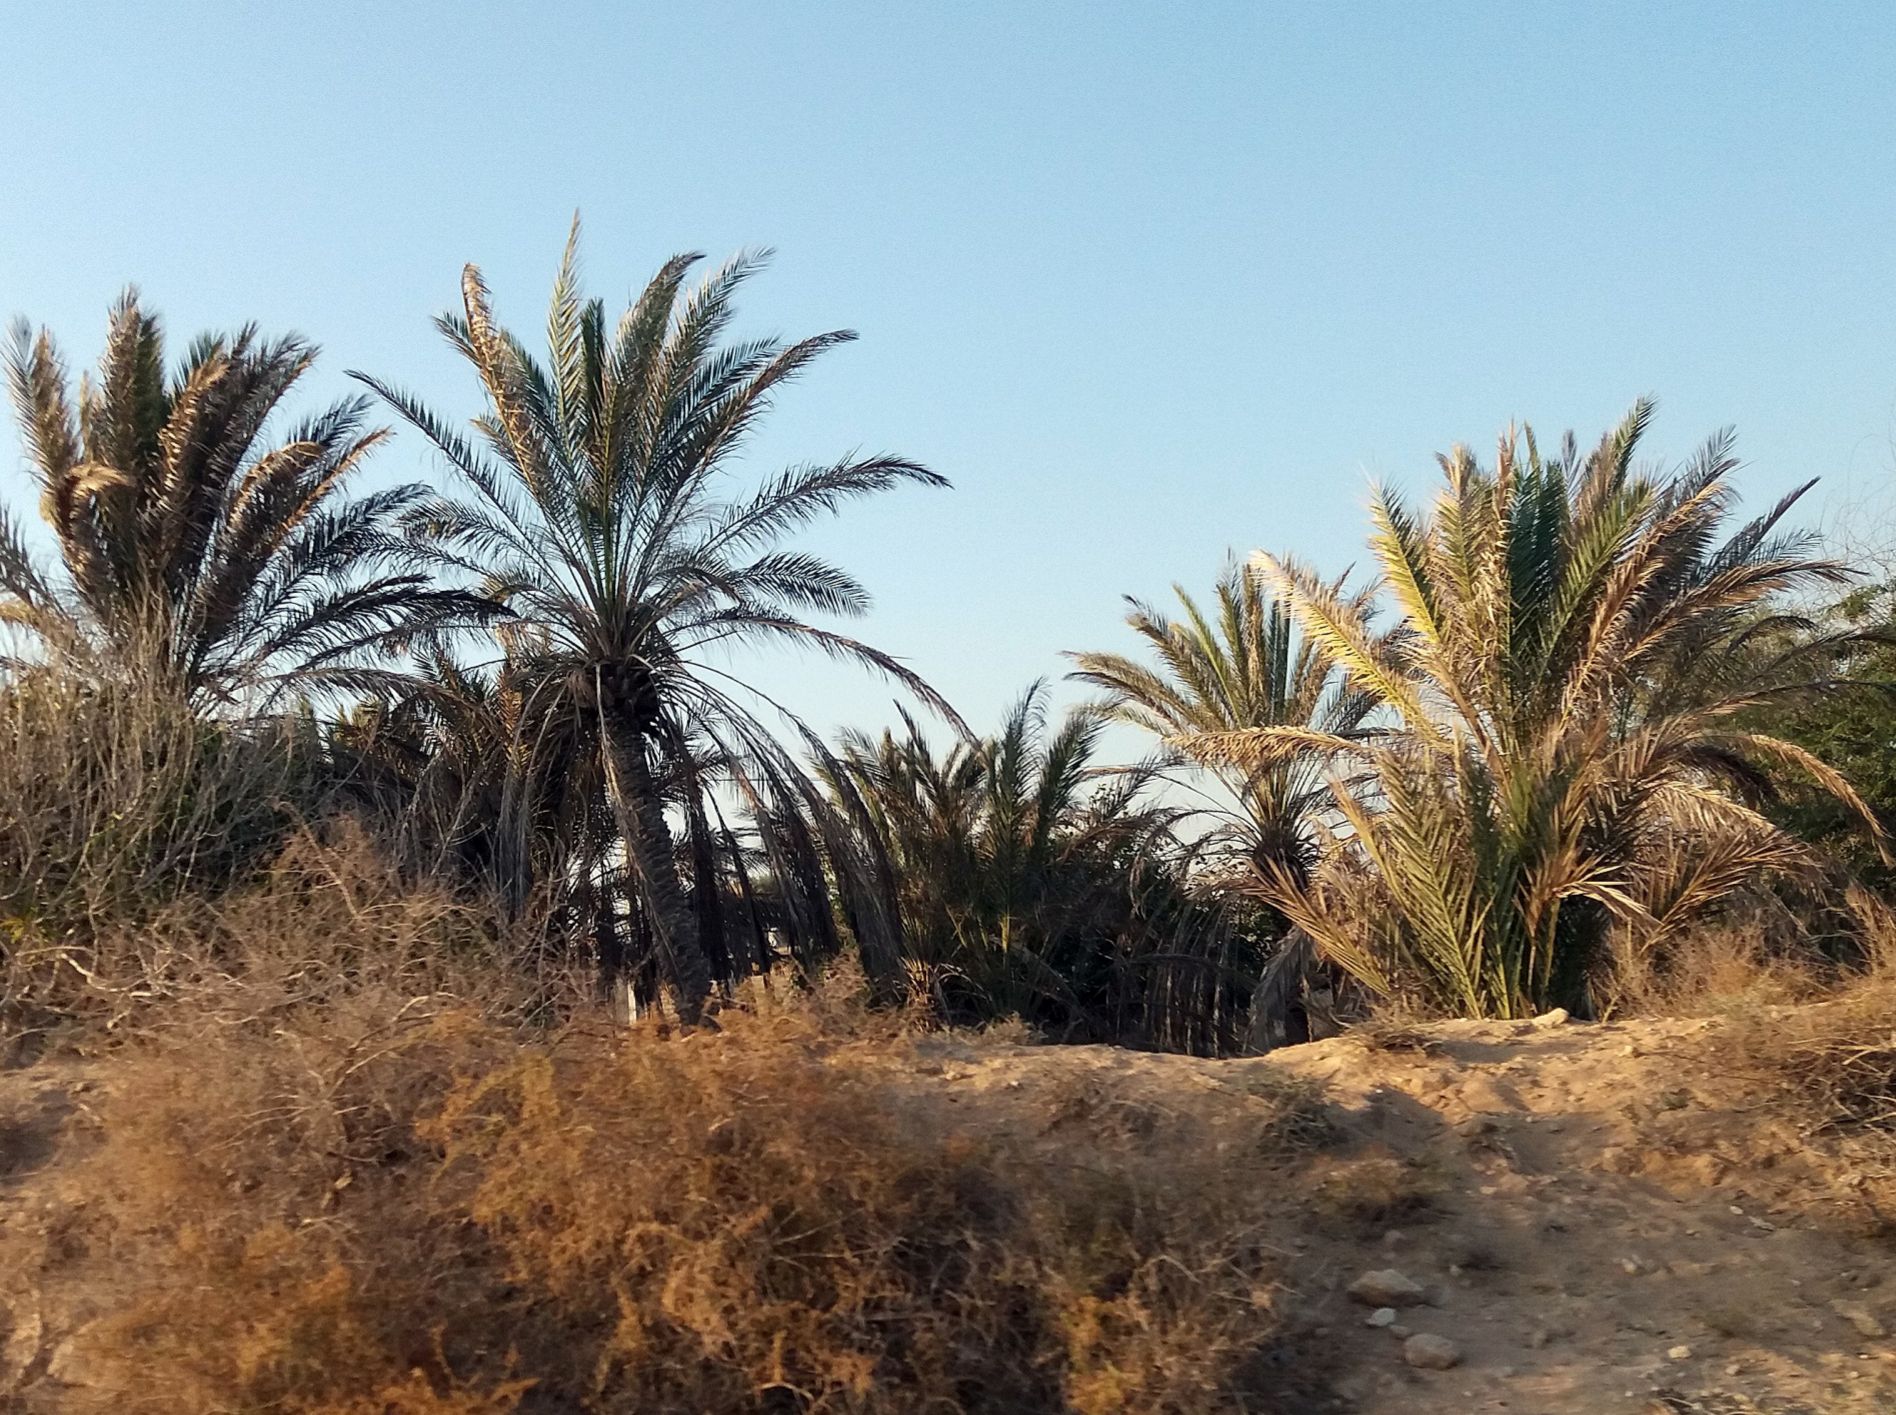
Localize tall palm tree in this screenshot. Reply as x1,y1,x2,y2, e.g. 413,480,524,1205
1,292,490,705
1068,561,1380,888
357,224,954,1022
1185,404,1883,1018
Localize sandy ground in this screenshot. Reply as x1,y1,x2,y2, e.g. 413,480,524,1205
3,1010,1892,1413
878,1014,1896,1413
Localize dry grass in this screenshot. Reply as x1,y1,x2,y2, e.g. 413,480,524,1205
1731,981,1896,1134
1715,944,1896,1233
5,826,566,1050
0,673,312,1027
1603,897,1834,1020
1300,1151,1438,1237
29,911,1325,1415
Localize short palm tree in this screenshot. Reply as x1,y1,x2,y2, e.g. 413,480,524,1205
1,292,489,705
833,684,1243,1049
1185,404,1882,1017
1068,561,1380,887
358,225,952,1022
1069,563,1384,1046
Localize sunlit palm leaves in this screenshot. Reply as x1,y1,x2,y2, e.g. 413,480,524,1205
1185,404,1882,1017
1069,561,1382,887
1,292,493,706
358,222,953,1021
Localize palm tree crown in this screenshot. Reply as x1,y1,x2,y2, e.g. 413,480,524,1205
1186,403,1882,1017
1,291,489,705
831,683,1229,1046
1069,562,1380,886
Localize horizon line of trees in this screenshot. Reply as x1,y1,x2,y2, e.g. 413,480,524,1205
5,223,1893,1052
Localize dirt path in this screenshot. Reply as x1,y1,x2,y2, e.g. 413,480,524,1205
1262,1018,1894,1413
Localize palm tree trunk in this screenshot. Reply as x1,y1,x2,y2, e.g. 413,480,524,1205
598,715,711,1025
1242,839,1314,1052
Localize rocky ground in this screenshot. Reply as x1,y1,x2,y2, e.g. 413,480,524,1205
3,1008,1892,1413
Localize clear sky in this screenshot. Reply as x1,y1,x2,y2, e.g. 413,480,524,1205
3,2,1893,741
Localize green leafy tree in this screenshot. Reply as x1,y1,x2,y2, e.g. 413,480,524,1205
1747,582,1896,888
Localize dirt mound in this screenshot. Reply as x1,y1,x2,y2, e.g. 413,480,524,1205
3,1009,1893,1413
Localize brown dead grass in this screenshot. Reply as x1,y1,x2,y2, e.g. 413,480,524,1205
42,917,1324,1415
1716,959,1896,1232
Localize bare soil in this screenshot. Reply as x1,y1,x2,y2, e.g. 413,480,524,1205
3,1011,1892,1413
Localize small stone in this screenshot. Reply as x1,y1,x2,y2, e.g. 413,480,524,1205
1455,1114,1496,1137
3,1295,44,1380
1620,1257,1645,1276
1531,1007,1570,1028
1668,1344,1693,1360
1382,1228,1406,1247
1832,1301,1888,1339
1365,1307,1398,1328
1348,1269,1427,1307
1526,1327,1552,1349
1389,1323,1412,1338
1403,1333,1463,1370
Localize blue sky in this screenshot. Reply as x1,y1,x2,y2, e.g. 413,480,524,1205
3,2,1894,740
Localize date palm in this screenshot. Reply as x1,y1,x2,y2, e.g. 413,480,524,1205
1186,404,1882,1017
358,225,952,1022
1069,561,1380,887
832,684,1244,1050
1069,564,1384,1047
1,292,490,705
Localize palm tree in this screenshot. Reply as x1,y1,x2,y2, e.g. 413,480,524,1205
357,223,954,1022
832,684,1246,1050
1068,561,1380,888
1,291,491,705
1068,564,1383,1046
1184,404,1883,1018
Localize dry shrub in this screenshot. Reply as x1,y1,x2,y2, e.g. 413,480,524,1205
71,994,530,1413
6,826,565,1042
1300,1151,1437,1236
1731,981,1896,1133
60,989,1317,1414
1717,969,1896,1230
1348,1015,1445,1056
0,673,309,932
1603,895,1831,1019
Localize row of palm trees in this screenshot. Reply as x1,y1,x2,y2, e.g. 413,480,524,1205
4,227,1882,1044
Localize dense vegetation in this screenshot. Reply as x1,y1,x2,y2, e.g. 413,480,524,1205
5,232,1894,1050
